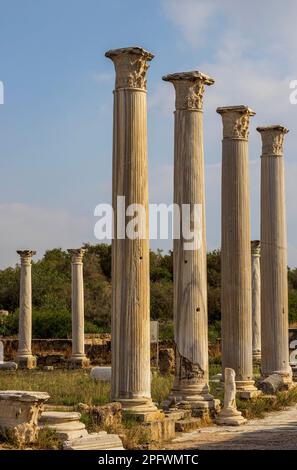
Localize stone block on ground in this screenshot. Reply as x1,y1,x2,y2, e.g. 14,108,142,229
63,431,124,450
175,418,202,433
0,390,49,445
39,411,88,441
0,362,17,371
77,402,122,428
90,366,111,381
144,417,176,442
259,374,290,395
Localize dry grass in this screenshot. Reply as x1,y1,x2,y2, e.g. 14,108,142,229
0,369,175,407
237,386,297,419
0,369,110,406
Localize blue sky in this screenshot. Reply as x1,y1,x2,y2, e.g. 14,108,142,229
1,0,297,268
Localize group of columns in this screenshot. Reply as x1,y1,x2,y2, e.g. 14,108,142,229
14,46,292,414
15,249,89,369
105,46,292,414
219,108,292,396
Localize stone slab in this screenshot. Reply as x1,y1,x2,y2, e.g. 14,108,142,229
90,366,111,382
39,411,88,441
63,431,124,450
0,362,17,370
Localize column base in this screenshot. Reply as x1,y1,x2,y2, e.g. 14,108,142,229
235,380,261,399
167,383,220,417
216,408,247,426
68,355,90,369
117,398,161,422
16,354,36,369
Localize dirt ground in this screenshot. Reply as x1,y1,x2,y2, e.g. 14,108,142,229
164,404,297,450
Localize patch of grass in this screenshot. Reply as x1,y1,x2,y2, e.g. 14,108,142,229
0,369,110,406
0,427,19,448
237,386,297,419
0,369,174,408
151,372,174,406
33,428,62,450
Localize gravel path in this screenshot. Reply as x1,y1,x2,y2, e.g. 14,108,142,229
165,405,297,450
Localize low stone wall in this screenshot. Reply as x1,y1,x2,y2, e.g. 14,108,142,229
0,335,221,373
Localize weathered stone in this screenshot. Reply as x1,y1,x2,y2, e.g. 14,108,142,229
144,417,176,442
164,409,191,421
39,411,88,441
90,366,111,381
77,402,122,429
63,431,124,450
0,390,49,444
217,106,259,398
175,418,202,433
163,71,215,410
16,250,36,369
216,368,246,426
106,46,156,416
0,361,17,370
257,126,292,385
159,348,175,375
258,374,290,395
67,249,90,369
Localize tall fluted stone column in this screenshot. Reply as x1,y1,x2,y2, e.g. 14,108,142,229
251,240,261,364
257,125,292,384
105,47,158,416
162,71,216,411
217,106,259,398
68,249,89,369
16,250,36,369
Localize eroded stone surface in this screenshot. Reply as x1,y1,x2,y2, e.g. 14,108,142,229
63,431,124,450
39,411,88,441
216,369,246,426
0,390,49,445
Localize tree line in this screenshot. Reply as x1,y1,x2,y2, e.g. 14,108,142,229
0,244,296,340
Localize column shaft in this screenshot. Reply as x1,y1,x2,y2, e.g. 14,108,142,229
106,47,157,415
251,241,261,363
163,71,215,410
68,249,89,368
258,125,292,382
217,106,259,397
16,250,36,369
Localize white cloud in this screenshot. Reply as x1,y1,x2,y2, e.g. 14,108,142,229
160,0,297,265
161,0,217,48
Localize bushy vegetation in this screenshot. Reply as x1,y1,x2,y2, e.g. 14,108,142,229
0,244,296,339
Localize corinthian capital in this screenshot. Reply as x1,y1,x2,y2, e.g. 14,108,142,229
105,46,154,90
17,250,36,265
68,248,87,264
217,105,255,140
162,71,214,111
257,125,289,156
251,240,261,257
